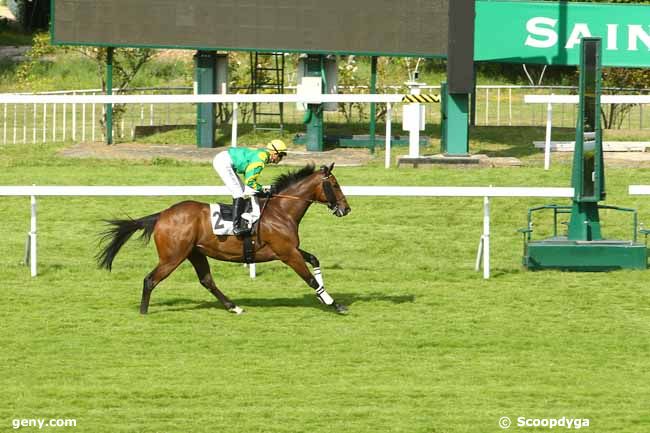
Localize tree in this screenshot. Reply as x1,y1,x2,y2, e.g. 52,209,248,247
70,46,156,139
602,68,650,128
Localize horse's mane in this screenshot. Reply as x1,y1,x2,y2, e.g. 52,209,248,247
272,164,317,192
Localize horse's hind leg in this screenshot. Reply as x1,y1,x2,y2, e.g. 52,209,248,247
187,250,244,315
140,258,185,314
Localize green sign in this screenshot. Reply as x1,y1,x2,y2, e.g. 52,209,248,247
475,0,650,67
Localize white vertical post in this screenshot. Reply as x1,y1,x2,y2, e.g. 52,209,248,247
497,88,501,126
42,103,47,143
92,102,96,141
483,195,490,279
405,83,422,158
408,105,420,158
149,104,154,126
485,88,489,126
82,103,86,141
544,98,553,171
508,88,512,126
231,102,238,147
62,103,67,142
13,104,17,144
30,194,37,277
22,104,26,143
72,95,77,141
385,102,392,169
52,104,56,142
3,103,6,144
32,103,36,143
249,263,256,279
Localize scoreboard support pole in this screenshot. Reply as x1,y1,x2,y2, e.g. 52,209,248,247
195,51,217,148
106,47,114,145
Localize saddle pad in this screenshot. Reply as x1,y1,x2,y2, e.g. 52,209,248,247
210,204,235,235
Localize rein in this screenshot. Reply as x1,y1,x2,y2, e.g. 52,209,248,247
267,175,340,212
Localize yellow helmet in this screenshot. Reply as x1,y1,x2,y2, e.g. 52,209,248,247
266,139,288,154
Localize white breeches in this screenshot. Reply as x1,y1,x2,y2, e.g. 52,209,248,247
213,151,255,199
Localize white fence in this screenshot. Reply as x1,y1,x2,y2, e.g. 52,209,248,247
3,85,649,147
0,185,574,280
525,94,650,170
0,92,431,168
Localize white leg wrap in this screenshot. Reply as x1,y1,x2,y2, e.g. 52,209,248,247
314,267,324,287
315,287,334,306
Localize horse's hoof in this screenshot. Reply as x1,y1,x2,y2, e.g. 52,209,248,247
228,306,245,315
333,303,348,315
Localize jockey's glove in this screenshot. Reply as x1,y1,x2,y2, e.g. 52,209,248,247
262,185,277,195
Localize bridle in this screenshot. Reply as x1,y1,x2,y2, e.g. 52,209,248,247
267,174,342,214
320,174,341,214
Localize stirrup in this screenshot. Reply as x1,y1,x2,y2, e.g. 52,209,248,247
233,225,249,236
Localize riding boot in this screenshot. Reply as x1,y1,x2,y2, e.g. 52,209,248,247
232,197,248,236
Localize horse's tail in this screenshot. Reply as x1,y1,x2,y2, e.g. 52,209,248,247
96,213,161,271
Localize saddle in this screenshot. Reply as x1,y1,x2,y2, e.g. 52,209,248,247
210,198,260,264
209,199,260,235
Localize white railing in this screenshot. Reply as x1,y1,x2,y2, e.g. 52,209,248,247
0,92,430,167
525,94,650,170
3,85,650,148
629,185,650,195
1,185,574,280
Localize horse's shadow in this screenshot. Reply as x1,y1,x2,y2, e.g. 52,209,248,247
152,292,415,313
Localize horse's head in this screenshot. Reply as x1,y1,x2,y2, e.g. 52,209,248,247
316,163,351,217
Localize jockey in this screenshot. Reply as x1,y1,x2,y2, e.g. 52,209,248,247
212,139,288,235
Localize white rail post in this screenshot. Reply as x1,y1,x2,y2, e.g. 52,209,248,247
231,102,238,147
485,87,489,125
2,103,6,144
72,94,77,141
52,103,56,142
30,194,37,277
82,103,86,141
497,87,501,126
483,195,490,280
32,103,36,143
42,103,47,143
544,97,554,170
385,102,392,169
249,263,256,279
13,104,17,144
508,87,512,126
62,103,67,142
22,104,26,143
474,195,491,279
92,101,96,142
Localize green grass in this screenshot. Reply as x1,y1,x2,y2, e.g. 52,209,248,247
1,141,650,432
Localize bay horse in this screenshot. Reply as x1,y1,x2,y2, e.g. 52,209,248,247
97,163,351,315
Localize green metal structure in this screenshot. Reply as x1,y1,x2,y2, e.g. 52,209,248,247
521,38,647,271
293,54,325,152
195,51,217,148
440,82,469,156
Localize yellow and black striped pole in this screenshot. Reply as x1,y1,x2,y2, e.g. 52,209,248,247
401,94,441,104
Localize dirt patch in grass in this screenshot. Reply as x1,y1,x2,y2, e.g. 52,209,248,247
59,141,375,167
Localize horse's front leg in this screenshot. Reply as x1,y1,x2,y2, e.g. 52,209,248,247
299,248,324,287
281,248,347,314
